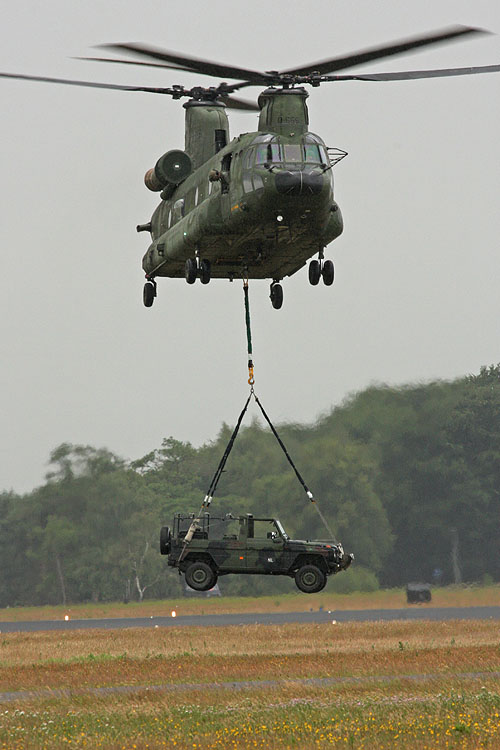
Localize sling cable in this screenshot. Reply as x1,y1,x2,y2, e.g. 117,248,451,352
182,279,337,549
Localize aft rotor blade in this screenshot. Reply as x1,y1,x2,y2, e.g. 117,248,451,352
280,26,488,76
0,71,178,94
322,63,500,82
99,43,270,84
76,55,194,73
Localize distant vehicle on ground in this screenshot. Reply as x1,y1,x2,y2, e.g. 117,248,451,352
160,512,353,593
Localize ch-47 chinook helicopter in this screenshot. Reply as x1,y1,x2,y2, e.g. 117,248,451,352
1,26,499,309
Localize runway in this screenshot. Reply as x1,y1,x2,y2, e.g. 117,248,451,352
1,605,500,632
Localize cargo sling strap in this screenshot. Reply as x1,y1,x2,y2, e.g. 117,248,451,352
197,280,337,543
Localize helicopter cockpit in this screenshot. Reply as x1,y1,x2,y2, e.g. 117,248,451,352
241,134,331,196
245,134,329,171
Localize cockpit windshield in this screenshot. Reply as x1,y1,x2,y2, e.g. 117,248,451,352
250,137,327,167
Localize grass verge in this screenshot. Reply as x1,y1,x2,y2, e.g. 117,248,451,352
1,618,500,748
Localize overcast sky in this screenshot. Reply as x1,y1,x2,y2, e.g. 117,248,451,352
1,0,499,493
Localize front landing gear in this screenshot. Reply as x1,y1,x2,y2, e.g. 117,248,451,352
143,278,157,307
270,281,283,310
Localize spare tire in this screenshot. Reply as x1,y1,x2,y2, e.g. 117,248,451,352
160,526,171,555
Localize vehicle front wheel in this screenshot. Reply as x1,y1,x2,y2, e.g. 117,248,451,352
295,564,326,593
185,561,217,591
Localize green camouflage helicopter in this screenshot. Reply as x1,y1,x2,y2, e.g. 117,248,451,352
1,26,499,309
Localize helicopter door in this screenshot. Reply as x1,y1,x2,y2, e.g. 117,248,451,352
220,153,233,218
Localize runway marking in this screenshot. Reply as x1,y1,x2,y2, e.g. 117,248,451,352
2,671,500,704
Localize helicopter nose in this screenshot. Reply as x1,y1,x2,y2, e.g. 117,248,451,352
274,169,323,196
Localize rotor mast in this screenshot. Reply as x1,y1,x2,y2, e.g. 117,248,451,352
257,86,309,136
183,99,230,170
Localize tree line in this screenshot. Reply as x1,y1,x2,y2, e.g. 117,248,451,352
1,365,498,606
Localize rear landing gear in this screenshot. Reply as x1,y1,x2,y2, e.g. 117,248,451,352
322,259,334,286
185,258,197,284
270,281,283,310
199,259,211,284
308,260,321,286
185,257,212,284
143,278,156,307
308,254,335,287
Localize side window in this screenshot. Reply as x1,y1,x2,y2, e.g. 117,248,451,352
242,148,254,169
173,198,185,222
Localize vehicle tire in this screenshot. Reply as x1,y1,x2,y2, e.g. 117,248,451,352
185,561,217,591
295,564,326,594
270,283,283,310
160,526,171,555
143,281,155,307
199,259,211,284
308,259,321,286
185,258,197,284
322,259,335,286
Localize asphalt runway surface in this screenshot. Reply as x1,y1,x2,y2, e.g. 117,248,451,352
1,606,500,633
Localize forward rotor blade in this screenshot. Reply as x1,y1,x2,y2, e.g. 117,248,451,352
323,63,500,82
0,71,176,94
280,25,488,76
219,93,259,111
99,43,270,84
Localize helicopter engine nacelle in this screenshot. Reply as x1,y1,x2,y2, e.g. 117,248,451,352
144,149,192,192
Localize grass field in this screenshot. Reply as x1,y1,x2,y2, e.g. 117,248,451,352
1,617,499,748
0,584,499,622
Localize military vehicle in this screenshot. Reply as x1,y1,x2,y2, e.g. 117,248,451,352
160,512,353,593
1,27,499,308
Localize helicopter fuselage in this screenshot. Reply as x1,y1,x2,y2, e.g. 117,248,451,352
142,130,343,281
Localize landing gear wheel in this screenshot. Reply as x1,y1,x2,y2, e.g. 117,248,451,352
185,561,217,592
199,259,211,285
322,260,335,286
143,280,156,307
185,258,197,284
295,564,326,593
270,282,283,310
308,260,321,286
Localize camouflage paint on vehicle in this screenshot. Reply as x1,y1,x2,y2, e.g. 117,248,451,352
161,513,353,590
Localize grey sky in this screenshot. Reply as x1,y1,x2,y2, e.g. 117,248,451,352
1,0,499,493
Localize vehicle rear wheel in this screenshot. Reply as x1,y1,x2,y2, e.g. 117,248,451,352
322,259,335,286
185,258,197,284
308,259,321,285
160,526,171,555
185,561,217,591
295,564,326,593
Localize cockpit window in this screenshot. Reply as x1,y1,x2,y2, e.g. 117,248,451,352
247,138,327,168
255,143,281,164
304,144,322,163
283,144,302,163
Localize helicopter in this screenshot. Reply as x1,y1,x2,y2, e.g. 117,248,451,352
1,26,499,309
